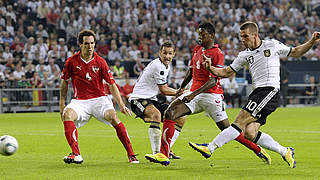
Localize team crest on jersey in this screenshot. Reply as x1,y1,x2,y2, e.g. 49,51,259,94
264,49,271,57
92,66,99,73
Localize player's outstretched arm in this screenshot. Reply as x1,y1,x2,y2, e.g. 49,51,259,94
289,32,320,58
109,83,132,116
182,77,217,103
158,84,177,96
59,79,68,118
202,54,235,78
177,68,193,96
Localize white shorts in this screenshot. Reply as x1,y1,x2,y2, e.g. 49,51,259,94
64,96,114,128
177,92,227,122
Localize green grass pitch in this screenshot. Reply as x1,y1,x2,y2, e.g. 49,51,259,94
1,107,320,180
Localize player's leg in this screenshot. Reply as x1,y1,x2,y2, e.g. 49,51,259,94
103,109,138,163
168,116,186,159
245,122,295,168
161,99,190,157
62,105,84,164
144,105,162,154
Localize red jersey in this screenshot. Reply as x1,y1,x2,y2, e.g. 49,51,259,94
190,45,224,94
61,51,115,100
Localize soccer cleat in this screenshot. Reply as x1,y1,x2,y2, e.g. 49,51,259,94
128,155,139,164
169,151,181,159
256,146,271,165
145,153,170,166
188,142,211,159
282,147,296,168
63,153,83,164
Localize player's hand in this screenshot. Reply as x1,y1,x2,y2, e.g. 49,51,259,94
120,106,132,116
202,54,212,70
176,88,184,97
182,93,195,103
312,32,320,42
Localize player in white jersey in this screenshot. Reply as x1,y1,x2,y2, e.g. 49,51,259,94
129,41,186,159
189,21,320,168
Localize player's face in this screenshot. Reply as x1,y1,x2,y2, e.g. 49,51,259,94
198,28,213,47
80,36,95,58
159,46,175,68
240,29,257,49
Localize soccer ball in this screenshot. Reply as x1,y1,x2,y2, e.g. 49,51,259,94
0,135,19,156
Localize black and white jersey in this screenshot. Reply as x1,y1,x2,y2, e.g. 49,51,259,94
230,39,291,89
129,58,170,101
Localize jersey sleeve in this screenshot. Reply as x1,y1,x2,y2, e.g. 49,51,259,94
230,54,246,72
61,58,72,80
153,63,167,85
101,59,115,85
209,50,224,78
272,39,292,57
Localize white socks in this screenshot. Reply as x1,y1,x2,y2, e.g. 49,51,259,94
170,129,180,148
256,132,287,156
208,126,241,153
149,127,161,154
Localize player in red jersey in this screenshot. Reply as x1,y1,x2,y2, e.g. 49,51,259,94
146,22,271,165
60,29,138,164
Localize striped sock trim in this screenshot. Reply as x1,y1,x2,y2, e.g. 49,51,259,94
252,88,278,117
231,124,242,133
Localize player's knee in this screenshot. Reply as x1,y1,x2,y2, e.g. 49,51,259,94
243,129,256,141
63,109,76,122
151,112,162,123
164,108,174,120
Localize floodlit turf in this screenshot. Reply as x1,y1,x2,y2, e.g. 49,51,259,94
0,107,320,180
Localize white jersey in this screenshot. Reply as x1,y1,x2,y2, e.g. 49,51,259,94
230,39,291,89
129,58,170,101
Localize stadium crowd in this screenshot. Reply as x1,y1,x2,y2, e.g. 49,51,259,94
0,0,319,91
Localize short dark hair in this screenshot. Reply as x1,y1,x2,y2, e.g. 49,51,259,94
240,21,259,33
160,40,175,51
198,22,215,35
78,29,96,45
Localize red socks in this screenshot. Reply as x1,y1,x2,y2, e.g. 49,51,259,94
114,122,134,156
160,119,176,157
63,121,80,155
235,132,260,154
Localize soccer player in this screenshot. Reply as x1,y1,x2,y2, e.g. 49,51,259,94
60,29,138,164
146,22,271,166
129,41,186,164
190,21,320,168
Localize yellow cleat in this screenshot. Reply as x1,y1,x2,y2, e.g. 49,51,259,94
189,142,211,158
282,147,296,168
145,153,170,166
257,146,271,165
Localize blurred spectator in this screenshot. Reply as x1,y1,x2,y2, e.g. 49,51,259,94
303,76,318,104
108,44,122,63
121,78,134,100
112,59,127,79
222,74,242,108
280,58,290,107
133,56,145,77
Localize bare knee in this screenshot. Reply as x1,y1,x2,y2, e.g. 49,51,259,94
104,110,120,126
63,108,77,122
243,128,257,141
164,108,174,120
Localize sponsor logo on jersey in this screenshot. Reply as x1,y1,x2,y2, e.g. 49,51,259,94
76,66,81,70
264,49,271,57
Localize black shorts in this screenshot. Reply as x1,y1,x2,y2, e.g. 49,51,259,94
130,98,169,121
242,87,280,125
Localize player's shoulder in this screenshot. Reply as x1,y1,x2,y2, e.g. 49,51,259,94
194,45,202,51
65,51,80,64
264,39,283,47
